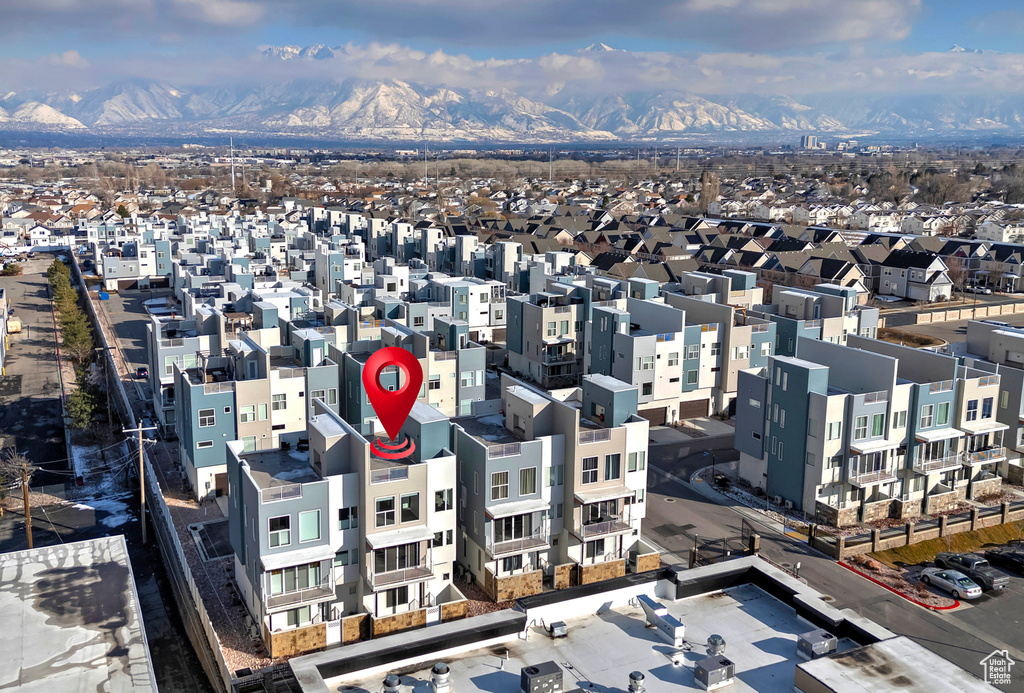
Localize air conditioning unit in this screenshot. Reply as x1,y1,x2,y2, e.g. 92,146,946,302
784,500,794,510
773,495,783,506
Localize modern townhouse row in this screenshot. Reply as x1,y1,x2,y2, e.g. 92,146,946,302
224,373,654,657
735,336,1009,527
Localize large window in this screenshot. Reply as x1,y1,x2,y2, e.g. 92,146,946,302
519,467,537,495
375,497,396,527
628,451,646,472
435,488,453,512
585,538,606,559
272,393,287,411
686,345,699,359
299,510,320,542
269,516,290,547
967,399,979,422
667,352,679,367
338,506,358,530
936,402,950,426
605,454,621,481
854,416,868,440
827,422,842,440
269,563,321,596
385,585,409,608
490,471,509,501
239,405,256,423
374,543,419,574
920,404,934,429
982,397,993,419
400,493,419,523
198,408,216,428
494,514,533,543
582,457,599,484
686,370,698,385
871,413,884,437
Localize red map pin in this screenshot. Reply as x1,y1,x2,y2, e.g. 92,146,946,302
363,347,423,458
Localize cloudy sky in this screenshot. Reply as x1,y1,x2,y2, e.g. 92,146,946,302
3,0,1024,97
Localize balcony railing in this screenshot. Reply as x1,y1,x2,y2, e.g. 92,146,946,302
804,319,823,329
360,319,383,328
543,351,577,364
578,517,632,539
578,429,611,445
553,306,572,314
848,467,898,486
485,526,550,557
488,442,521,459
928,380,954,394
261,483,303,503
655,333,675,342
266,580,335,610
370,467,410,484
863,390,888,404
966,447,1006,465
978,375,999,388
750,323,770,333
367,558,432,590
432,351,458,361
912,453,963,474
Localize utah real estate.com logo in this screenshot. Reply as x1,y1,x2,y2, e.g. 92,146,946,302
980,649,1014,686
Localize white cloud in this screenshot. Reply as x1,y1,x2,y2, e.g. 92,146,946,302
45,50,89,67
171,0,265,25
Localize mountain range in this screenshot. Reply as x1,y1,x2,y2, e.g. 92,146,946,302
2,45,1024,142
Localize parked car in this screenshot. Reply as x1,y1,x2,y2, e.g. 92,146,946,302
135,366,149,379
920,568,983,599
984,548,1024,576
934,553,1009,591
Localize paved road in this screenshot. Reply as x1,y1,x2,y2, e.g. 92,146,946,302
899,308,1024,345
0,255,68,479
642,455,1021,691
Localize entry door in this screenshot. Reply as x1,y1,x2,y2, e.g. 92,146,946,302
313,347,323,366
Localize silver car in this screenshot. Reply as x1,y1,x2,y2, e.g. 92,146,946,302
920,568,982,600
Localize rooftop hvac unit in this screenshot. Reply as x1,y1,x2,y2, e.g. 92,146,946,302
521,662,563,693
547,621,567,638
797,630,837,660
693,656,735,691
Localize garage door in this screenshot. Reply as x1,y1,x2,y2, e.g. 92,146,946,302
639,407,667,426
679,399,710,420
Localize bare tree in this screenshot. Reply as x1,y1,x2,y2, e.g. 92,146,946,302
0,448,35,519
945,256,969,297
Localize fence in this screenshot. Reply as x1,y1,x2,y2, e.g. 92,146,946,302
809,499,1024,561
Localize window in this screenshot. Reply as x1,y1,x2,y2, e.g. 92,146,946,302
491,471,509,501
258,403,268,421
198,408,215,428
338,506,358,530
547,464,564,486
433,532,444,548
920,404,934,428
668,352,679,366
1002,391,1010,409
894,410,906,428
585,538,605,559
334,551,350,568
806,452,815,467
547,321,557,337
628,451,646,472
224,406,231,414
502,555,523,573
686,345,699,359
871,413,884,437
937,402,950,426
982,397,993,419
413,316,425,327
435,488,453,512
967,399,978,422
854,416,868,440
642,382,653,396
686,370,698,385
310,389,325,402
495,309,504,320
197,440,213,449
328,388,337,406
375,497,396,527
641,356,654,370
520,467,537,495
164,355,179,376
582,457,599,484
272,393,287,411
242,436,256,453
385,585,409,608
298,510,320,542
827,422,841,440
710,342,721,357
429,375,441,391
239,405,255,423
761,342,772,356
605,453,621,481
400,493,419,523
269,516,290,547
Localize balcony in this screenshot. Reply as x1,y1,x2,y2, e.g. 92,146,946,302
488,442,521,459
266,581,334,610
485,526,550,558
965,447,1006,466
577,517,633,539
848,467,898,487
578,429,611,445
912,453,963,475
367,558,433,590
543,351,577,365
370,467,410,484
260,483,302,503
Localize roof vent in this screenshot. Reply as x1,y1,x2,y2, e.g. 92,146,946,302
431,662,451,693
707,634,726,656
628,671,645,693
383,674,402,693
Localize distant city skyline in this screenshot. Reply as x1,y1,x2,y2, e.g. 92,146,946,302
3,0,1024,97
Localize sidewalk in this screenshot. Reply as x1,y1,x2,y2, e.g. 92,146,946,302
649,417,735,445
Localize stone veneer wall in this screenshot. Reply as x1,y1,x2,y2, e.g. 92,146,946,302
342,614,370,645
440,600,467,622
634,552,662,573
970,477,1003,501
861,499,893,524
924,487,967,515
372,609,426,638
554,564,573,590
892,498,921,521
486,570,543,601
266,622,326,658
815,501,858,528
575,559,626,586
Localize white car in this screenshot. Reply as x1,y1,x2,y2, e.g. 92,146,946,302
920,568,983,599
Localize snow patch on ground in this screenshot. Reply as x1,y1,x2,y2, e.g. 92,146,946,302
73,495,136,528
274,467,312,481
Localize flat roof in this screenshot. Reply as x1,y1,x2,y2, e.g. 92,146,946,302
0,535,157,692
243,448,321,490
454,413,520,446
323,583,858,693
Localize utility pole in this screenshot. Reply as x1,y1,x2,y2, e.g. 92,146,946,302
22,464,32,549
230,138,236,193
677,147,680,173
549,148,553,182
124,423,157,545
